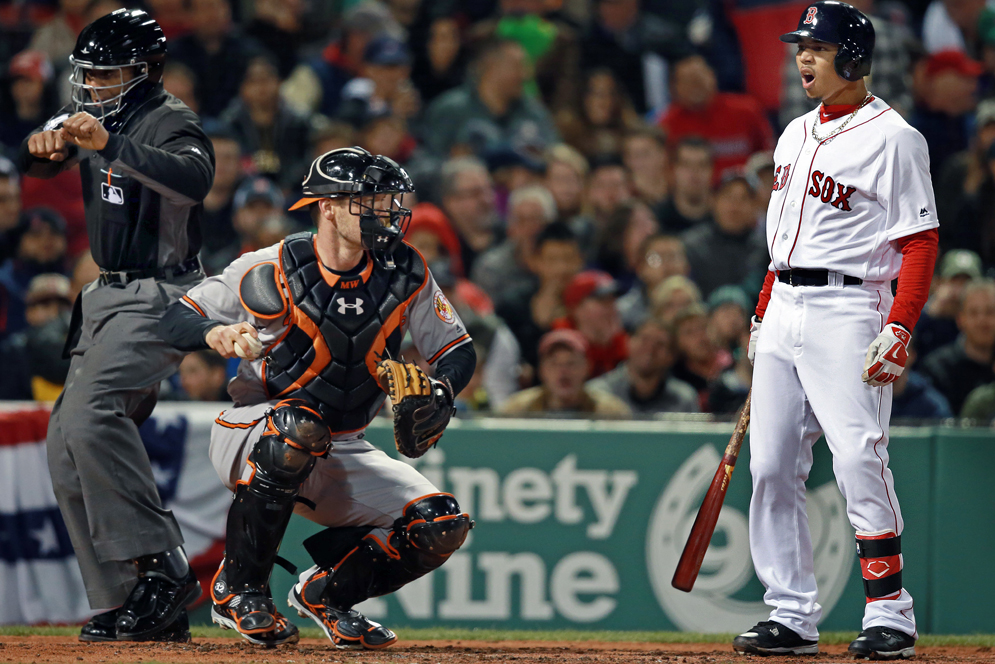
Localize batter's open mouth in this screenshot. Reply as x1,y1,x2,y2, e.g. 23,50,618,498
802,73,815,85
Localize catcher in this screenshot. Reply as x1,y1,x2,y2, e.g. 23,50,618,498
158,147,474,648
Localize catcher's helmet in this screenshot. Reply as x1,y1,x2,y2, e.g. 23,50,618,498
70,8,166,131
781,1,874,82
289,147,415,270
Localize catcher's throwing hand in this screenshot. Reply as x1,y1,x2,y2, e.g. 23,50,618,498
377,359,455,458
205,322,263,360
59,112,110,151
862,323,910,387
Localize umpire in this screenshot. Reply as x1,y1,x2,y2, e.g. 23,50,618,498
18,10,214,642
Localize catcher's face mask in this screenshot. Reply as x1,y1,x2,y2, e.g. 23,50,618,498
352,191,411,270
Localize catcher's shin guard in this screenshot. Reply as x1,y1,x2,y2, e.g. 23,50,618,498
304,493,472,611
225,401,330,604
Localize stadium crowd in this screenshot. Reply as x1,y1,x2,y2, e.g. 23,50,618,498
2,0,995,423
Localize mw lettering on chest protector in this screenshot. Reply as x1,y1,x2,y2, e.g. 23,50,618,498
250,233,427,433
808,171,857,211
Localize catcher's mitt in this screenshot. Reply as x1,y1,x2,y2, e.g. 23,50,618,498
377,359,455,458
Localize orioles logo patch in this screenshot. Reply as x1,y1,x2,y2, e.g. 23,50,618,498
434,291,456,324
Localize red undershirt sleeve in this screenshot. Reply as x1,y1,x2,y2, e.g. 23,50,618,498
756,269,776,319
889,228,939,333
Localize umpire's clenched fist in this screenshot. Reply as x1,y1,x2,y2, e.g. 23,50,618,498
27,129,70,162
60,112,110,151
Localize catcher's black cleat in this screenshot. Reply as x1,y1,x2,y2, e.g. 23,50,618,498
79,607,191,643
115,547,202,640
848,627,916,660
733,620,819,656
288,567,397,650
209,562,299,647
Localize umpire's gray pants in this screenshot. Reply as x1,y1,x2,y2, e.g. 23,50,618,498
46,272,201,609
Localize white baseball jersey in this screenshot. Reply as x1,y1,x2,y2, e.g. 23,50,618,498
766,97,939,280
748,95,933,642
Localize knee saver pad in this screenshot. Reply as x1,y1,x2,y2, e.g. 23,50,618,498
397,493,473,557
247,400,331,499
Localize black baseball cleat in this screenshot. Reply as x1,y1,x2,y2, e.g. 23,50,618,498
733,620,819,656
848,626,916,660
210,563,299,647
79,607,191,643
114,547,202,640
288,566,397,650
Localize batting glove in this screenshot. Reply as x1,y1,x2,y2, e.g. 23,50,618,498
862,323,911,386
748,316,761,366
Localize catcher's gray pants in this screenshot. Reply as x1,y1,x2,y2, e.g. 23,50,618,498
46,272,201,609
211,402,438,538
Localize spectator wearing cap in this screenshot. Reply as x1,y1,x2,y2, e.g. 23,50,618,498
555,68,643,159
0,272,74,400
622,126,669,219
917,249,985,359
500,328,631,416
339,34,420,126
670,303,732,411
467,0,583,113
168,0,267,119
0,50,59,151
483,146,548,216
421,38,559,158
439,156,502,274
200,123,245,275
707,285,751,354
935,99,995,234
472,184,557,304
660,56,774,178
778,0,915,130
580,0,692,116
551,269,629,379
221,55,312,189
496,221,584,377
920,278,995,413
0,157,22,262
681,173,767,299
912,50,984,177
544,143,589,221
587,316,698,414
656,137,713,234
617,233,691,331
283,2,401,118
175,350,232,401
0,207,68,340
228,177,288,260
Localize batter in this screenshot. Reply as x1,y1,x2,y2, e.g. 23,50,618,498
733,2,938,659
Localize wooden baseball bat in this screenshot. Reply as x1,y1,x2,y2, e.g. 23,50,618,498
671,389,752,593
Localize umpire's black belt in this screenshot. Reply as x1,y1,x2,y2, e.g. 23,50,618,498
778,269,863,287
99,256,202,285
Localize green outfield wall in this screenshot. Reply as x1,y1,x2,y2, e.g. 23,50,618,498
268,419,995,634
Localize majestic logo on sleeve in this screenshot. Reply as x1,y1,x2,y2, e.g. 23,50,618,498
808,171,856,211
434,291,456,324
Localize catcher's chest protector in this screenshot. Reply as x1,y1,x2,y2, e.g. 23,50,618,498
264,232,427,433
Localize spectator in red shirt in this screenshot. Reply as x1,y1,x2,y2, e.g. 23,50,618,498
660,55,774,178
552,270,629,378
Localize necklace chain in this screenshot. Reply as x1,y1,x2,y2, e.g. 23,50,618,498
810,94,873,144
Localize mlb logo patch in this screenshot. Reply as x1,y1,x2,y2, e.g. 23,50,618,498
101,182,124,205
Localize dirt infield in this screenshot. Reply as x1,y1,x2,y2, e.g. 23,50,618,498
1,636,993,664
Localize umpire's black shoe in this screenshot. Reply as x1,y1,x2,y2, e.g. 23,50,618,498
79,608,191,643
848,627,916,660
733,620,819,656
115,547,202,640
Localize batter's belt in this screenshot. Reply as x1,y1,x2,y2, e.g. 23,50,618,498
778,269,863,287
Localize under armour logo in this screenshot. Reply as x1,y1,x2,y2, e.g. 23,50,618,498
337,297,364,315
919,207,929,217
804,6,818,23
